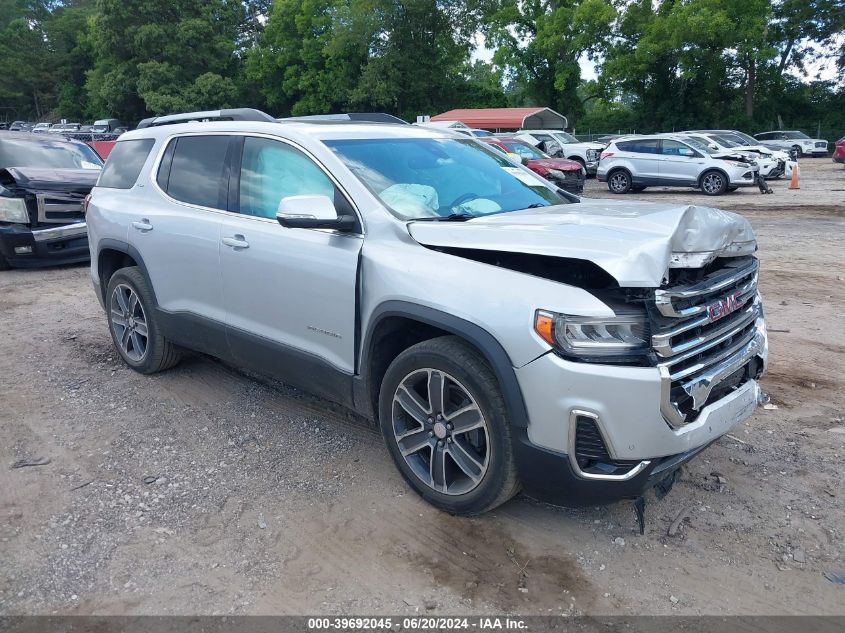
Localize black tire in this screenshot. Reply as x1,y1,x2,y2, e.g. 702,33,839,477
631,185,648,192
727,185,739,192
105,266,181,374
0,254,10,271
700,170,728,196
607,169,632,194
378,336,520,515
791,145,803,158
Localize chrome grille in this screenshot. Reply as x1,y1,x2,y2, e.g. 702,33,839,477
36,193,85,225
652,257,766,427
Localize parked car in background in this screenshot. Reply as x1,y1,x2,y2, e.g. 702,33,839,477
483,137,585,193
683,131,792,179
516,130,604,175
86,109,768,515
833,138,845,165
48,123,82,134
31,122,53,134
9,121,29,131
598,134,759,195
0,132,102,270
92,118,123,133
754,131,828,157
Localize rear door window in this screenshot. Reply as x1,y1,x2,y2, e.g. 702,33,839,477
96,139,154,188
617,140,660,154
162,135,232,210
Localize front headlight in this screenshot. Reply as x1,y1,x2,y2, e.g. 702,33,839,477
0,197,29,223
534,310,650,358
586,149,599,161
547,169,567,180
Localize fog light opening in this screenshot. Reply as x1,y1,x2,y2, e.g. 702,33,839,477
14,246,33,254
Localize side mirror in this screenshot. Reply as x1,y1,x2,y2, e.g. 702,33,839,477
709,144,719,150
521,156,530,165
276,195,355,231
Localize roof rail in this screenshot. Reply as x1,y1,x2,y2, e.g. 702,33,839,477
136,108,275,129
277,113,409,125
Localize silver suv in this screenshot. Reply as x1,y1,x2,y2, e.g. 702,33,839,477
87,109,769,515
598,134,760,195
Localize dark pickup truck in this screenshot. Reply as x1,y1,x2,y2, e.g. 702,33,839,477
0,132,103,270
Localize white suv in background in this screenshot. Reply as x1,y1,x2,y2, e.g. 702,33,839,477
597,134,759,196
754,131,829,157
516,130,604,175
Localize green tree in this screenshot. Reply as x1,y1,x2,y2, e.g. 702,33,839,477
86,0,245,121
0,0,55,120
44,0,97,120
481,0,616,124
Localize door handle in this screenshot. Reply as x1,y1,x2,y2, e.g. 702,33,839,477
131,219,153,232
222,235,249,249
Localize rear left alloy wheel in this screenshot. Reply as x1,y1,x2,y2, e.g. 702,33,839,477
607,169,632,194
378,336,520,515
106,266,181,374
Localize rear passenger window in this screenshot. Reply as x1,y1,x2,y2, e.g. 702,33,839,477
97,139,155,189
617,140,660,154
164,136,231,210
239,137,334,219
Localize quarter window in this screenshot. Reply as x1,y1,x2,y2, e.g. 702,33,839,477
163,135,231,210
238,137,334,219
96,139,152,188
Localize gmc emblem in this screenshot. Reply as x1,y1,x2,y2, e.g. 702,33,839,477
707,291,743,322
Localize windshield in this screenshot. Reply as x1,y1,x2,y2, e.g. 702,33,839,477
727,131,756,145
679,136,716,154
325,137,568,220
784,131,810,139
717,133,748,146
0,138,103,170
554,131,579,144
502,141,546,160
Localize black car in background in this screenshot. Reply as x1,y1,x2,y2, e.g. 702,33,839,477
0,132,103,270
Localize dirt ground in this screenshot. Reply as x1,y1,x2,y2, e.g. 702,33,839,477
1,159,843,617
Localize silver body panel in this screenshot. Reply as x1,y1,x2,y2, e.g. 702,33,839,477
88,120,767,471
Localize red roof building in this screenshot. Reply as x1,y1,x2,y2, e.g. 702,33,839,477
430,107,568,131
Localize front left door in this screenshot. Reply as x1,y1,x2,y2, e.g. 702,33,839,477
219,135,363,401
657,139,705,185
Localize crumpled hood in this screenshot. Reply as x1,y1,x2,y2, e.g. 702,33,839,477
408,200,757,287
528,158,581,172
570,141,605,151
0,167,100,195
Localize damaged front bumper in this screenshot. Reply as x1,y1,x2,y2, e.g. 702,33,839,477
0,222,89,268
510,317,768,507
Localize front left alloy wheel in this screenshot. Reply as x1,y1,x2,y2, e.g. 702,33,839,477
700,170,728,196
378,336,520,515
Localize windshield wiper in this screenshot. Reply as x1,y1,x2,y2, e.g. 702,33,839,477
413,212,476,222
525,203,548,209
